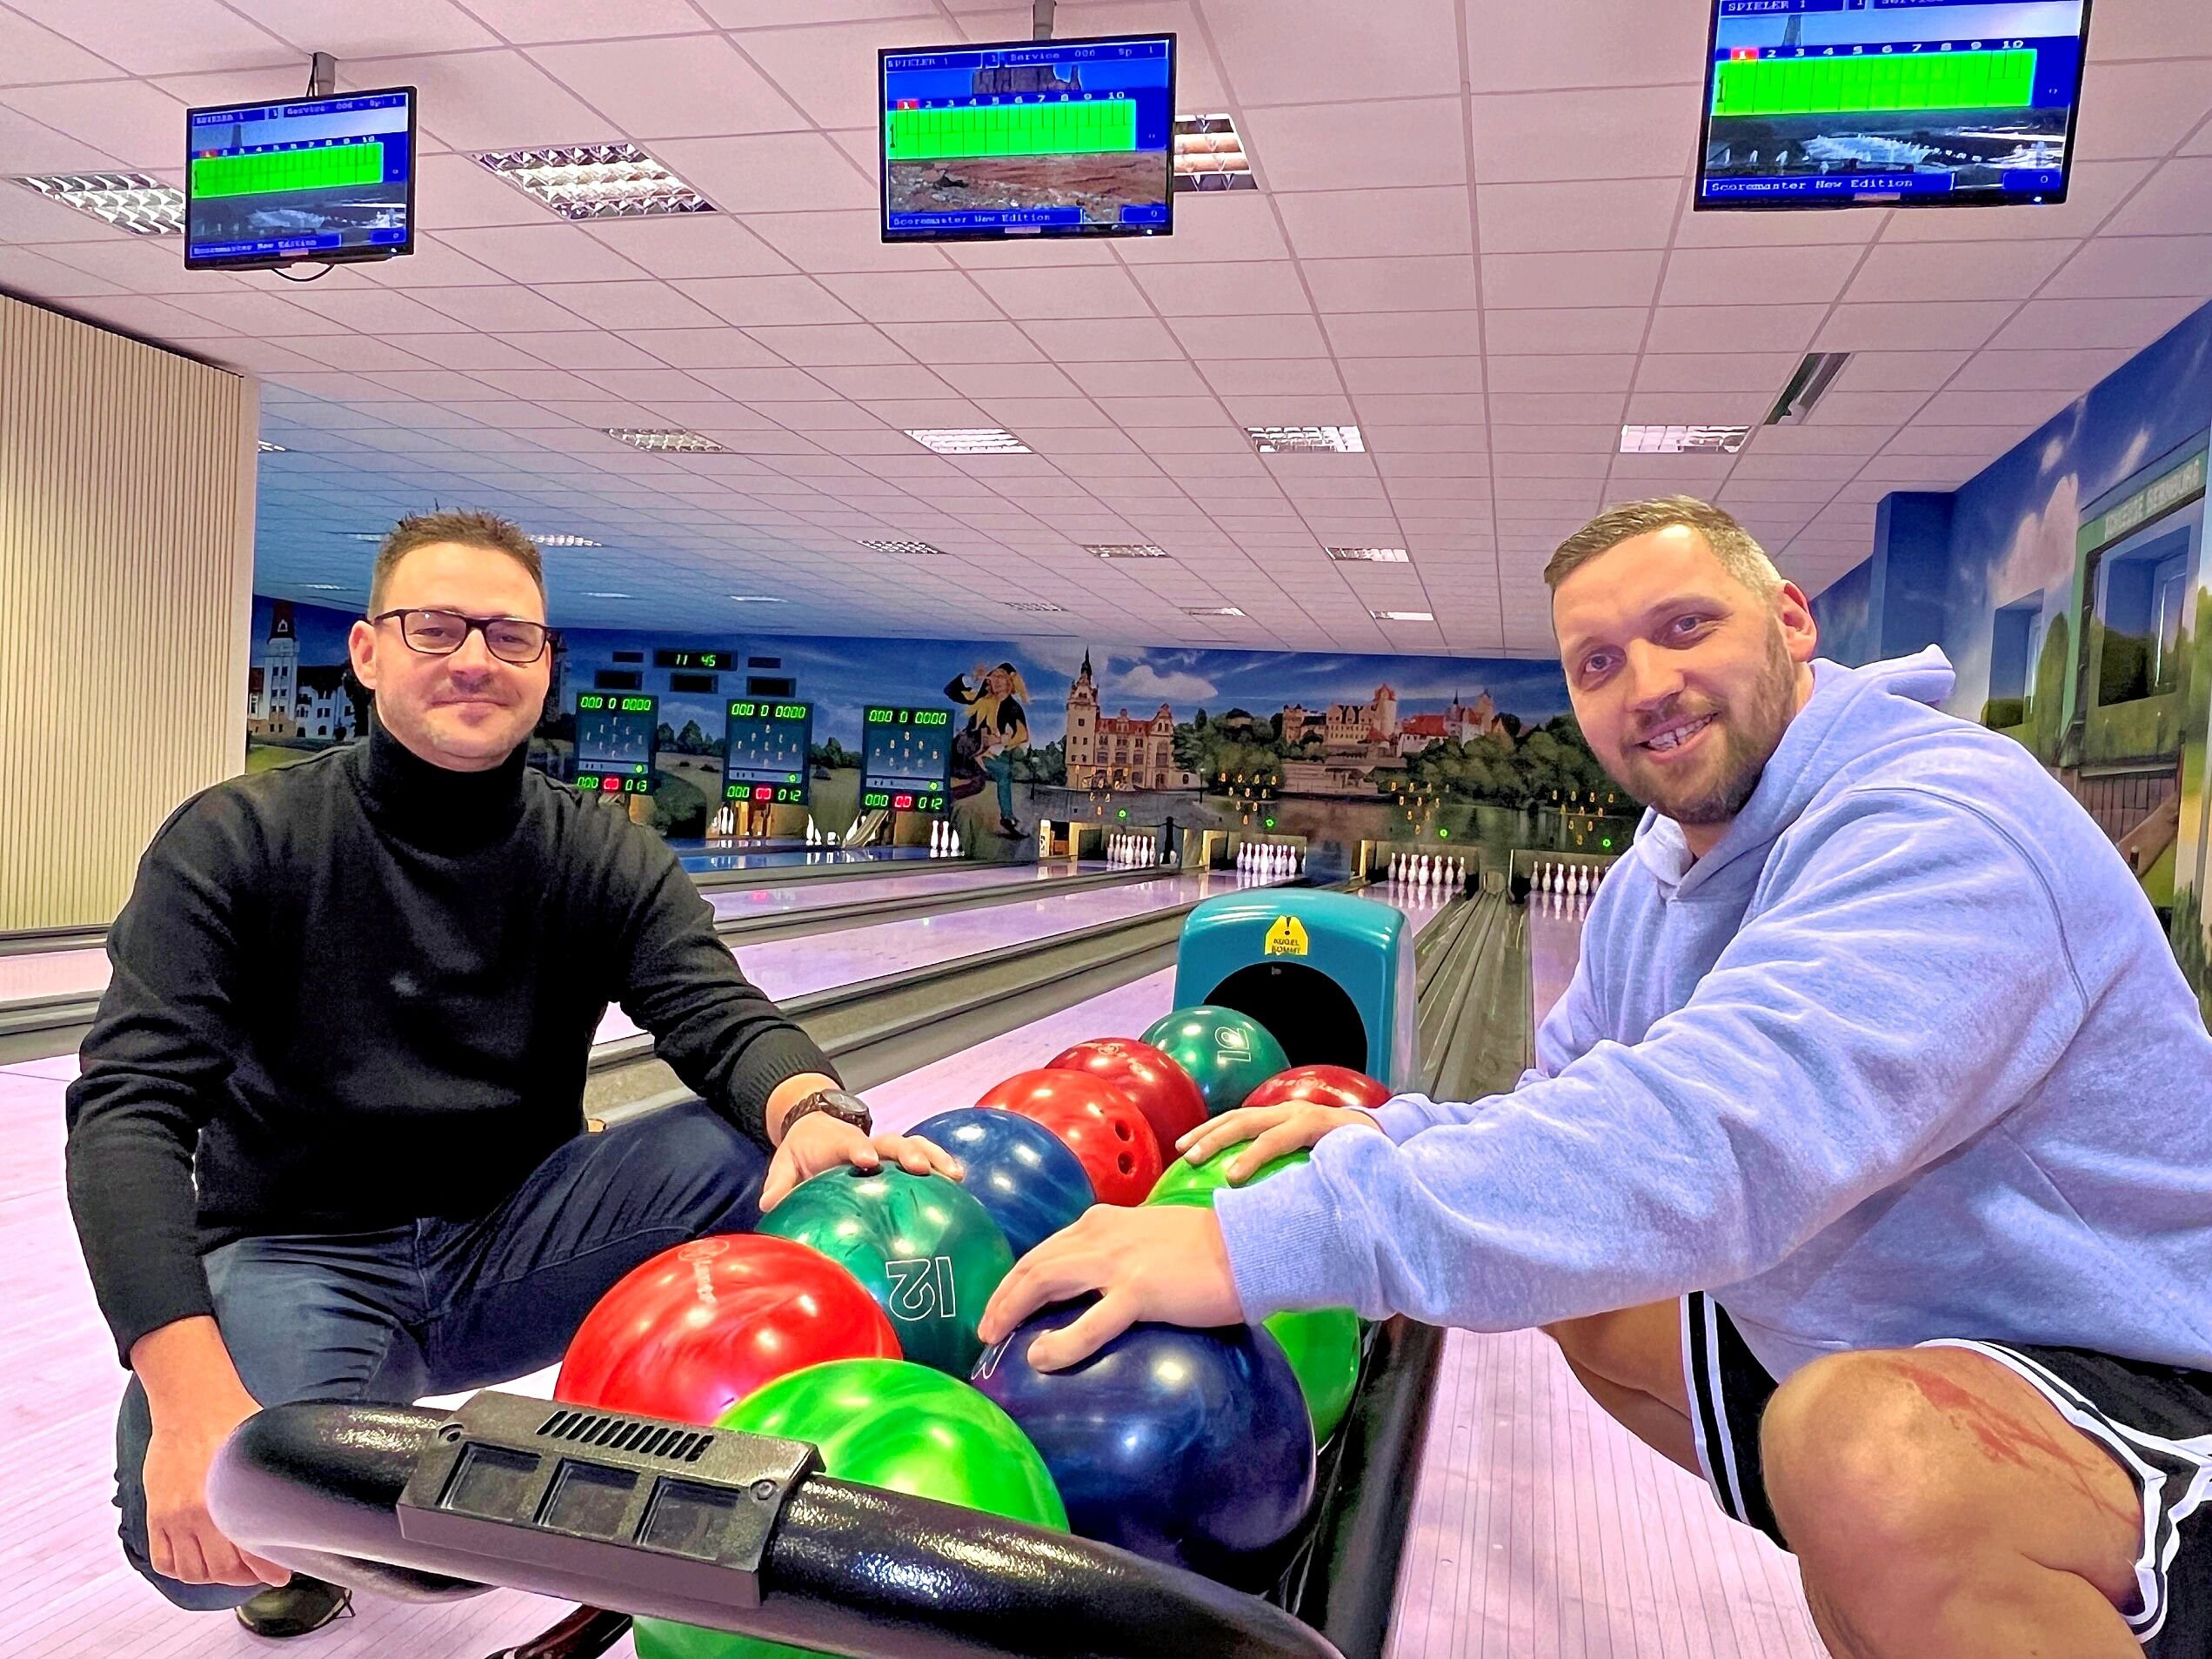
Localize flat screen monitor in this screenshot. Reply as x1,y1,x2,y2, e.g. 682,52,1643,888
879,33,1174,242
574,692,657,797
184,88,417,269
859,706,953,814
1695,1,2090,211
723,699,813,807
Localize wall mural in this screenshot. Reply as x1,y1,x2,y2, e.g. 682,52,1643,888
244,597,1641,875
1810,298,2212,1017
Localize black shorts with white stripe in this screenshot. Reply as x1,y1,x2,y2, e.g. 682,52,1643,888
1680,1291,2212,1653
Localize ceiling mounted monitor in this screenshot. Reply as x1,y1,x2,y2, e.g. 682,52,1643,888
879,33,1175,242
1694,1,2090,211
185,87,417,271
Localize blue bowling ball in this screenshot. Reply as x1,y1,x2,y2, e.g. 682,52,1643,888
970,1299,1316,1575
910,1107,1096,1260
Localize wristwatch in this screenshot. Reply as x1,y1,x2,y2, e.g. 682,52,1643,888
780,1087,873,1140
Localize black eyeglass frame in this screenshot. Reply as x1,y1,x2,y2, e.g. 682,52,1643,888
368,607,556,666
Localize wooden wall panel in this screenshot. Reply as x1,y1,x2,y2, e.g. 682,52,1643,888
0,294,256,931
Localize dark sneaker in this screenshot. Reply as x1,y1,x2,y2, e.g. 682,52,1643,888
236,1575,352,1639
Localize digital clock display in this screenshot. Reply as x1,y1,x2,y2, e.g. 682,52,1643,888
859,705,952,815
723,699,813,806
653,648,736,672
575,691,658,796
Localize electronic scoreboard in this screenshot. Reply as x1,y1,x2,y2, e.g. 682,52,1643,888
722,699,812,807
1695,0,2091,211
185,89,418,270
574,692,658,796
859,706,953,814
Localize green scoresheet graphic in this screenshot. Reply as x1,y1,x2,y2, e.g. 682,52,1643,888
886,98,1139,161
1713,48,2037,117
190,140,386,199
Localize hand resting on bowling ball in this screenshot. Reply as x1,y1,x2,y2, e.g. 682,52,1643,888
1174,1101,1382,1183
978,1204,1241,1372
759,1112,963,1214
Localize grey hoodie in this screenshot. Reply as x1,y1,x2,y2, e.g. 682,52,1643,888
1217,648,2212,1380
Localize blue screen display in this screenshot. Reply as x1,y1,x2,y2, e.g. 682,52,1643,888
879,34,1175,241
1696,0,2090,210
185,89,416,268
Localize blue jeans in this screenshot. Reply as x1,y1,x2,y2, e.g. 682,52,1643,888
982,751,1015,822
114,1100,766,1609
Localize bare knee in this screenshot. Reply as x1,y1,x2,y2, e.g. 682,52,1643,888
1762,1350,1963,1564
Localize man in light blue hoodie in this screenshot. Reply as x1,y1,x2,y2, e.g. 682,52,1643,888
981,495,2212,1659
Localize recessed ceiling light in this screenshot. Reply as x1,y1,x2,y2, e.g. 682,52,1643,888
1372,609,1434,622
1087,544,1170,560
1005,600,1066,612
1620,424,1751,455
584,591,631,599
301,583,351,591
859,539,947,555
1184,605,1246,617
605,427,726,453
1173,115,1256,192
905,428,1030,455
533,533,603,548
1247,425,1365,454
729,594,786,604
1326,546,1409,563
13,172,184,235
257,440,288,453
473,143,714,221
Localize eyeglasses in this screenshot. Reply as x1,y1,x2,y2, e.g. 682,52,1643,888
371,608,552,666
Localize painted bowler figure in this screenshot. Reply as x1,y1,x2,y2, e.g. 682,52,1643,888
984,495,2212,1659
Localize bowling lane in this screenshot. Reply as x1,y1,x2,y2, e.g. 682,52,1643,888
1526,887,1594,1032
595,866,1294,1046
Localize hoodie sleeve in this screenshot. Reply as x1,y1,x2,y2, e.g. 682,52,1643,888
1215,789,2087,1328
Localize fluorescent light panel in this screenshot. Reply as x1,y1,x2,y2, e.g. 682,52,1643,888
859,539,946,555
1247,425,1364,453
1620,424,1751,455
257,441,288,453
1174,115,1256,192
1372,609,1434,622
905,428,1029,455
12,173,183,235
1326,546,1408,563
533,533,603,547
1005,600,1066,612
605,427,726,453
474,144,713,221
1185,605,1246,617
585,591,631,599
729,594,786,603
1087,544,1170,560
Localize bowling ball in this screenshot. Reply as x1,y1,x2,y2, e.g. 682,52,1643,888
633,1358,1065,1659
755,1166,1013,1375
1241,1063,1393,1113
1144,1139,1309,1207
1046,1036,1207,1150
972,1300,1315,1575
976,1068,1161,1207
1139,1006,1291,1118
909,1107,1095,1259
554,1234,899,1425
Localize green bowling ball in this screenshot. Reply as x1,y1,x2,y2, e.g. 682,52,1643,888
1144,1139,1360,1442
1139,1006,1292,1118
633,1358,1066,1659
755,1166,1013,1375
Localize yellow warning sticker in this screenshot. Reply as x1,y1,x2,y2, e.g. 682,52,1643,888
1265,914,1309,957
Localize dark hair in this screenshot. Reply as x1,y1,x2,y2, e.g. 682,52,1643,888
370,510,545,612
1545,495,1782,602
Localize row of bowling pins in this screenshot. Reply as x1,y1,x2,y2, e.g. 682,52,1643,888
1533,860,1596,898
928,819,963,856
1387,853,1465,890
1239,842,1302,877
1106,833,1154,866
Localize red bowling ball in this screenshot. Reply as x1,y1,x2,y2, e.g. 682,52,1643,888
978,1067,1162,1207
1240,1064,1394,1113
1046,1036,1207,1149
555,1234,900,1425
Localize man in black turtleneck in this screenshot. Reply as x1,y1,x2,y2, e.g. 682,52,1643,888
65,511,956,1636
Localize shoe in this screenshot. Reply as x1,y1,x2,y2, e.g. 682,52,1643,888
236,1575,352,1639
999,817,1025,836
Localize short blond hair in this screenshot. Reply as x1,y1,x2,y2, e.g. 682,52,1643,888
370,510,545,612
1546,496,1783,603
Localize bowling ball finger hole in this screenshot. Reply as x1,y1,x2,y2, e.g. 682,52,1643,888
1117,1154,1134,1175
1113,1123,1132,1141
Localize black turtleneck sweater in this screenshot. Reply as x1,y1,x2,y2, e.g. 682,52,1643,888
64,719,834,1363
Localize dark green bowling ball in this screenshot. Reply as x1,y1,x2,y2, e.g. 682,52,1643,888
755,1166,1012,1375
632,1358,1066,1659
1145,1138,1360,1442
1139,1006,1291,1118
